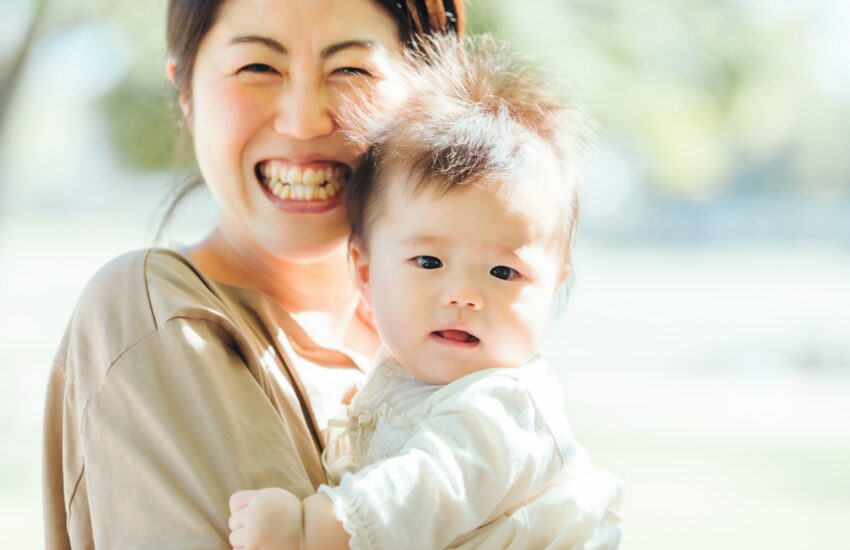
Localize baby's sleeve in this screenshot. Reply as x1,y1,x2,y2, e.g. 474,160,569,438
318,375,565,550
446,459,624,549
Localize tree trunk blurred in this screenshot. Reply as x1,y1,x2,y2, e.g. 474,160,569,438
0,0,50,134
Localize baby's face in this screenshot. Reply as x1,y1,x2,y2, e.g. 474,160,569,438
354,173,569,384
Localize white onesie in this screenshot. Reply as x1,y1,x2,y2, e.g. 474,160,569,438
318,352,622,550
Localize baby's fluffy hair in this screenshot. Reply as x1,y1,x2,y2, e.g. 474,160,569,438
344,33,595,259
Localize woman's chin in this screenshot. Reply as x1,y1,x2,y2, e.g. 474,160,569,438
258,227,350,265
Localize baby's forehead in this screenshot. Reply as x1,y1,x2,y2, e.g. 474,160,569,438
383,173,569,248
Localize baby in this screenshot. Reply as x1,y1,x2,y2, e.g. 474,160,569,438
228,35,621,550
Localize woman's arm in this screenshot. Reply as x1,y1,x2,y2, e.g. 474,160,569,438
47,316,319,548
43,250,323,548
228,489,349,550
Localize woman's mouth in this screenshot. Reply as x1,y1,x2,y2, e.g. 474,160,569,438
255,161,348,202
431,330,481,348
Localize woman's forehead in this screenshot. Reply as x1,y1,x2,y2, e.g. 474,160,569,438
212,0,402,54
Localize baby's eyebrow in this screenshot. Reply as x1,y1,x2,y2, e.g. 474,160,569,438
401,233,530,258
400,234,450,246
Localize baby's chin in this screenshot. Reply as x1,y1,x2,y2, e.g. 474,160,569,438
405,356,503,385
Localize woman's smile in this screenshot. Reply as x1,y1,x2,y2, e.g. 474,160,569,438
255,160,352,213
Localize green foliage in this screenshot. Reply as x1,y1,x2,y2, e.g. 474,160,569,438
467,0,850,200
13,0,843,197
102,80,185,171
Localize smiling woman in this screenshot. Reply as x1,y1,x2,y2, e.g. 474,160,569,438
181,0,407,274
41,1,463,548
41,0,620,548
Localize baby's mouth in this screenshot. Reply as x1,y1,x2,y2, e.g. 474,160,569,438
432,330,481,346
255,161,348,202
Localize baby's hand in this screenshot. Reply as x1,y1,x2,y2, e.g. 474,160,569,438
228,488,303,550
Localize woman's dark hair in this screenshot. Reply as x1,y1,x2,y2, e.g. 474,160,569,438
156,0,465,240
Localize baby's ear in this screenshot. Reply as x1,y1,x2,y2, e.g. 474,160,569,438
348,240,372,304
557,261,571,286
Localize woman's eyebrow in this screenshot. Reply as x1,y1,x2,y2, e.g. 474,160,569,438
321,40,379,58
230,35,286,54
229,35,379,58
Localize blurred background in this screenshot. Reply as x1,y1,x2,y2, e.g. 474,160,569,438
2,0,848,547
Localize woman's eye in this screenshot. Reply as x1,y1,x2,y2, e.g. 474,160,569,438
333,66,373,77
237,63,278,75
413,256,443,269
490,265,521,281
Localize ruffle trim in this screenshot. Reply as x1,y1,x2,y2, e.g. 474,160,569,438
317,485,379,550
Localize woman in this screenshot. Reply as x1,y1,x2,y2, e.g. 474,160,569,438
43,0,620,548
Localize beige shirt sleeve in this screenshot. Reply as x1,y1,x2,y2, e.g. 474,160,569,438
43,249,324,549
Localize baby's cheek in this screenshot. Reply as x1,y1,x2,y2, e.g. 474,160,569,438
369,285,407,349
498,299,547,361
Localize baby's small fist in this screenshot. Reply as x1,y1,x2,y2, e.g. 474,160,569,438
227,488,303,549
230,489,255,514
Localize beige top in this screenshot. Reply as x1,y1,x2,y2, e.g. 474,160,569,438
43,248,623,549
42,248,357,549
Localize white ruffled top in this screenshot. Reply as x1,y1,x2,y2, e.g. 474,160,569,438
318,352,615,550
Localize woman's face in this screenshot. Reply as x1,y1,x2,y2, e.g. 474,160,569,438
187,0,404,262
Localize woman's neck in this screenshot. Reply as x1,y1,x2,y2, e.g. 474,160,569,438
185,227,358,318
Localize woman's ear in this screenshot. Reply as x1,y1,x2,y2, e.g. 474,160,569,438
166,60,178,86
166,60,192,125
348,240,372,306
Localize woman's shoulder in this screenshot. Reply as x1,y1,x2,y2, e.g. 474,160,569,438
67,248,231,362
57,247,243,399
75,247,222,327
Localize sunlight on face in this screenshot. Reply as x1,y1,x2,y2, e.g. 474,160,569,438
188,0,405,262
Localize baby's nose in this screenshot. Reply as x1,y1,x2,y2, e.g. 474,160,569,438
442,288,482,311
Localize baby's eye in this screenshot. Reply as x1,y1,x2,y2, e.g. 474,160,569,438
237,63,279,75
490,265,522,281
412,256,443,269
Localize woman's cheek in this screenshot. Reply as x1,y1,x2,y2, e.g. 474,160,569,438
213,85,270,147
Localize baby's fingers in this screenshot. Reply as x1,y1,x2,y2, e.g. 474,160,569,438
229,507,248,531
229,490,255,513
229,525,247,549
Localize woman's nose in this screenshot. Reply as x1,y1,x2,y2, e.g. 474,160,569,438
273,83,335,141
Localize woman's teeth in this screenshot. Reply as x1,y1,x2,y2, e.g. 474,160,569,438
259,164,345,201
